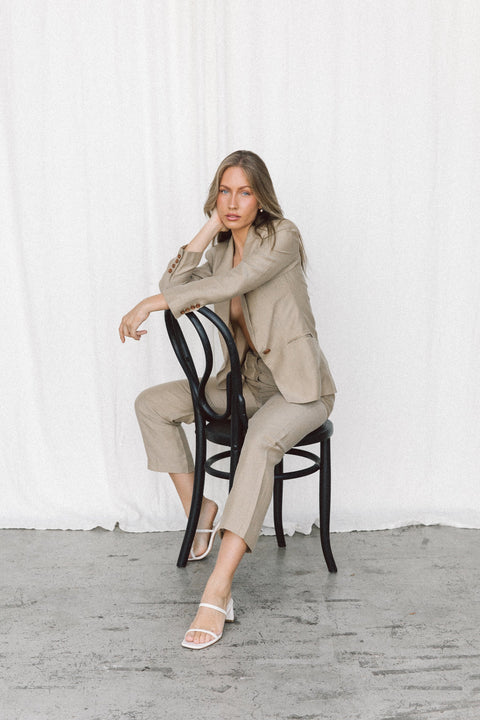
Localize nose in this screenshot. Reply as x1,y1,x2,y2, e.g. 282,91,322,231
228,193,238,209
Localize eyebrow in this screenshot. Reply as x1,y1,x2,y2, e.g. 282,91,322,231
219,184,252,190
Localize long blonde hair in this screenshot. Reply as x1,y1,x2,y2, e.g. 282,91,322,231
204,150,306,268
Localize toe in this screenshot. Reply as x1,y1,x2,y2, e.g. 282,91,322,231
184,629,210,645
185,629,200,643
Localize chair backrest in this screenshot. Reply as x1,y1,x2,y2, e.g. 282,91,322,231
164,307,248,476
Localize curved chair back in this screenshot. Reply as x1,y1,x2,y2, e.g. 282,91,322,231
165,307,248,566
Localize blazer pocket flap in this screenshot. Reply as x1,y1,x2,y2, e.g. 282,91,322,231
286,332,314,345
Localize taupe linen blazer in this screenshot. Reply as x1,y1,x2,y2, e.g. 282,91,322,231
160,218,336,404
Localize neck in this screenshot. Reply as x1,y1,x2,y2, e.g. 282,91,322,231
231,224,251,255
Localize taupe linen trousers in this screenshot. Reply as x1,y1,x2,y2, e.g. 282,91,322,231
135,351,334,552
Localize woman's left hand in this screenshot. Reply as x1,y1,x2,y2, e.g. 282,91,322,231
119,301,150,342
119,294,170,343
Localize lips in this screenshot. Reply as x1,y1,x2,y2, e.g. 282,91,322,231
226,215,240,221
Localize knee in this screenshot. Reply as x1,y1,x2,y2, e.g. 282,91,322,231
134,381,191,425
134,387,157,419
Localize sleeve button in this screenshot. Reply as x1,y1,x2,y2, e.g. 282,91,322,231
263,348,271,354
168,269,172,273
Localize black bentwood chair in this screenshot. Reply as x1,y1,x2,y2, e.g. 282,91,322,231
165,307,337,573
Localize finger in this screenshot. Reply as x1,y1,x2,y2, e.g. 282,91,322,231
119,325,125,343
128,325,147,340
121,322,134,341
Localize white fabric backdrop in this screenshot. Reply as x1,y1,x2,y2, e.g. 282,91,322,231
1,0,479,534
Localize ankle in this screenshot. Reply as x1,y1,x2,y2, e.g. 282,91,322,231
202,497,218,514
203,573,232,602
186,497,218,524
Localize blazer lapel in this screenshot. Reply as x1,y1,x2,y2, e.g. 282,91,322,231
212,229,259,368
239,226,258,348
212,238,234,327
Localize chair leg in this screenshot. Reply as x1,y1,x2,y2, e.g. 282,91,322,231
177,414,206,567
273,461,286,548
319,438,337,573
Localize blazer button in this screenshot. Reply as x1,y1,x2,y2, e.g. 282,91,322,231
168,269,172,273
263,348,271,354
196,303,200,308
177,254,181,259
180,309,184,314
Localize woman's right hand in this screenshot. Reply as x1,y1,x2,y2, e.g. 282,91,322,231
209,207,227,233
185,209,227,252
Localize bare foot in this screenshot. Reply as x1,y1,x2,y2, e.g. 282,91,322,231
189,498,218,559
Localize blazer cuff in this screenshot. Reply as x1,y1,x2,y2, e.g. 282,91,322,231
159,246,206,291
163,286,202,318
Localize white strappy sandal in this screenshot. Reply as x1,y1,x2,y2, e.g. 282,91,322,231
188,522,221,562
181,598,235,650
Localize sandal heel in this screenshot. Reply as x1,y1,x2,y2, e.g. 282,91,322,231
225,597,234,623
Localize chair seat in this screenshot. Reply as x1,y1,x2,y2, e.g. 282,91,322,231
206,418,334,447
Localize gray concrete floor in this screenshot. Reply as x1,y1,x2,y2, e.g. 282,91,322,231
1,525,480,720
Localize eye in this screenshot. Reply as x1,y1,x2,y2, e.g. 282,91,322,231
219,188,229,195
241,191,251,196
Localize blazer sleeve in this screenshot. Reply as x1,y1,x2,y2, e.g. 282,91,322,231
159,245,214,291
162,223,301,318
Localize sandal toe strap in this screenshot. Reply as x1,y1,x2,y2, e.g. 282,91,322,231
186,628,219,639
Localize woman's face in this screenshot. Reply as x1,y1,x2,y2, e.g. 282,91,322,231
216,166,260,236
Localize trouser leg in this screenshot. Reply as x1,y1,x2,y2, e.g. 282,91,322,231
134,380,196,473
220,391,335,552
134,379,232,473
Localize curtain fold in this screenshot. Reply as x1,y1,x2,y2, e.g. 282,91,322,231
1,0,479,532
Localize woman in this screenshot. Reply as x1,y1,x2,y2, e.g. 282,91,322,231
119,150,336,650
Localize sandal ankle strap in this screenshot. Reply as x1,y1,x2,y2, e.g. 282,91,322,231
198,602,227,616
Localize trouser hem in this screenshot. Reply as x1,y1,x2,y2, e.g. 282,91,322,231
147,462,195,474
219,521,257,554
